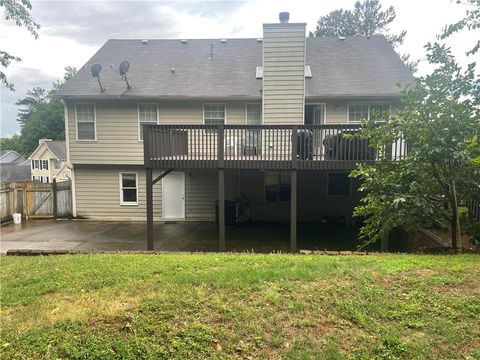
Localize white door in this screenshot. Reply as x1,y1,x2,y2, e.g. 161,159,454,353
162,172,185,219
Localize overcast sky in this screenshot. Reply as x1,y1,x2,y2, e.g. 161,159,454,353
0,0,478,138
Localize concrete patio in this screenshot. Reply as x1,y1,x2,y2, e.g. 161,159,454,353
0,219,365,254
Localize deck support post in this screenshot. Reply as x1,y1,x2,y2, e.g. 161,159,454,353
290,169,297,253
146,167,154,251
381,233,389,252
218,169,225,252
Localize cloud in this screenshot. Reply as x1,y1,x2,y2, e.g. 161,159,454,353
1,68,55,137
32,0,246,46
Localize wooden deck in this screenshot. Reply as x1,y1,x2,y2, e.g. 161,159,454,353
143,124,399,171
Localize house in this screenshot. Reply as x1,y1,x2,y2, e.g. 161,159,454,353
0,150,31,183
56,12,414,251
0,150,27,165
29,139,71,183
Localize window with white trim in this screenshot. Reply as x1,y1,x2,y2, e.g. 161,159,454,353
203,104,225,126
41,160,48,170
120,173,138,205
246,103,262,125
348,103,390,123
32,160,39,169
138,103,158,140
76,103,96,140
54,160,61,170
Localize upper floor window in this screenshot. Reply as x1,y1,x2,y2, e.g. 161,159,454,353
41,160,48,170
246,103,262,125
138,103,158,141
203,104,225,127
75,103,96,140
348,103,390,123
32,160,39,169
54,160,62,170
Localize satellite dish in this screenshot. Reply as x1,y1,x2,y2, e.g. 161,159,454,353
118,60,131,90
90,63,105,92
91,64,102,78
119,61,130,76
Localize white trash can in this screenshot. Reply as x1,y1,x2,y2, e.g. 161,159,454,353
12,213,22,224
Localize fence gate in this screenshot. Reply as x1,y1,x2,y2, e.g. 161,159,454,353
26,182,54,218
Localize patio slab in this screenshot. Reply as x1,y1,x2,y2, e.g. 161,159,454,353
0,219,361,254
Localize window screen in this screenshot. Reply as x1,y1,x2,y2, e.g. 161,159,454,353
204,104,225,126
348,103,390,123
76,103,96,140
138,103,158,140
120,173,138,204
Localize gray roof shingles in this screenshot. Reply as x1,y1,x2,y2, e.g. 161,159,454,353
45,141,66,160
57,35,414,99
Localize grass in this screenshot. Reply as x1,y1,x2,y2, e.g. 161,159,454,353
1,253,479,359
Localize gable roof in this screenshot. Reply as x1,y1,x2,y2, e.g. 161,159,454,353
29,140,66,161
0,150,26,165
57,35,415,100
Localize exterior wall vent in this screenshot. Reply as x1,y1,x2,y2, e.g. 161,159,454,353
181,39,188,44
141,39,148,45
220,39,227,44
256,38,263,43
305,66,312,78
256,66,263,79
338,36,346,41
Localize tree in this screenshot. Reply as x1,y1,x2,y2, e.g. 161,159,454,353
15,87,48,125
0,0,40,90
310,0,417,73
0,67,77,156
350,43,480,251
440,0,480,55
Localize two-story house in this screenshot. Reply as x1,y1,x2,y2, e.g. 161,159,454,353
29,139,71,183
57,12,414,251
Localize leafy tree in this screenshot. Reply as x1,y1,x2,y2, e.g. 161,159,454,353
0,0,40,90
351,43,480,251
0,67,76,156
440,0,480,55
310,0,417,73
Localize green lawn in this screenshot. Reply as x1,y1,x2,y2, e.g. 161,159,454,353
1,254,479,359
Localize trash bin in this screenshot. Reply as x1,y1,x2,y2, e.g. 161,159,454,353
215,200,236,226
12,213,22,224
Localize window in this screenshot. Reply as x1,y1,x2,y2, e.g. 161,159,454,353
348,103,390,123
31,160,39,169
41,160,48,170
120,172,138,205
246,103,262,125
203,104,225,126
327,172,351,196
54,160,62,170
138,103,158,140
265,172,291,202
75,103,96,140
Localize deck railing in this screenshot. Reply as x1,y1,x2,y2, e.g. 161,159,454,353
143,124,406,170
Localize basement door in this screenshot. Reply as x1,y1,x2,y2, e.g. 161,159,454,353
162,172,185,219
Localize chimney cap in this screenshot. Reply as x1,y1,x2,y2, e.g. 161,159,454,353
279,12,289,23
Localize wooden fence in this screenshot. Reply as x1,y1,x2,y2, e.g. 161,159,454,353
0,180,72,223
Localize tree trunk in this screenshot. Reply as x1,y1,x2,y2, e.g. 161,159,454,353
449,180,462,253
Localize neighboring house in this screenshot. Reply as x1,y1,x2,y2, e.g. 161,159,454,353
29,139,71,183
56,12,414,250
0,150,31,183
0,150,27,165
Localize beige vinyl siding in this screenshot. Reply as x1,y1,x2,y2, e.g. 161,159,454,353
74,167,230,221
319,99,402,124
262,23,306,124
67,100,252,165
75,166,162,221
